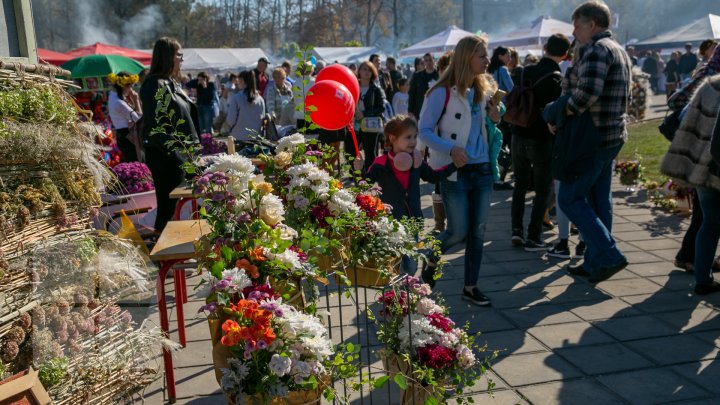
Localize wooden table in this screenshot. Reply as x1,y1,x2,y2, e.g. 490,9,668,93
149,219,209,403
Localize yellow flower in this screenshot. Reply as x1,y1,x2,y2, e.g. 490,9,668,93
273,151,292,168
255,182,274,195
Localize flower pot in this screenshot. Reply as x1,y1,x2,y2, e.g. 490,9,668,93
619,172,639,186
674,196,692,213
344,257,401,287
310,245,348,273
380,352,444,405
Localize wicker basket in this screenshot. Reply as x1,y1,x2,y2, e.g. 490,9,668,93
342,257,401,287
381,352,446,405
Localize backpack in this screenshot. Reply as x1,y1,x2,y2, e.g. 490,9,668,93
504,68,560,128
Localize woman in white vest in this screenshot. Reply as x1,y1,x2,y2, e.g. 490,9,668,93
418,35,501,307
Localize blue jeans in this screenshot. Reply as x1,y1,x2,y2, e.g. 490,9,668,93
198,104,215,134
438,166,493,287
558,144,626,275
695,187,720,286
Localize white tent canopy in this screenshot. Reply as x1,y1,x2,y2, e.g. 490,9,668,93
312,47,386,65
489,16,574,50
635,14,720,50
400,25,477,57
175,48,271,73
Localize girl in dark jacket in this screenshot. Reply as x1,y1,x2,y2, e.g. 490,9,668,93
354,115,456,274
140,37,200,232
350,61,387,173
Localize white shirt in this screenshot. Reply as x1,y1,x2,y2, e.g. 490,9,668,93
108,91,141,130
392,92,409,116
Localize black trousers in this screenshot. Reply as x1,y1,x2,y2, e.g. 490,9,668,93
511,135,553,241
116,127,138,162
676,191,703,264
144,146,184,232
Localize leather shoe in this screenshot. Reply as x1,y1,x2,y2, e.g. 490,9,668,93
589,259,628,283
565,263,590,277
695,281,720,295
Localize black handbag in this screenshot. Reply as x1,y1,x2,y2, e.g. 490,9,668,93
659,109,681,142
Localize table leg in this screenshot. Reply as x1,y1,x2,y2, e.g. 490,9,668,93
181,268,188,304
191,198,199,220
174,268,187,347
157,260,178,403
173,197,192,221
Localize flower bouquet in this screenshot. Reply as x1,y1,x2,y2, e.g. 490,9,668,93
373,276,491,404
200,133,229,156
111,162,154,195
261,136,360,275
213,284,358,404
649,178,693,213
615,160,643,189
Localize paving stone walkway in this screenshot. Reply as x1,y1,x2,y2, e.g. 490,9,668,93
136,176,720,405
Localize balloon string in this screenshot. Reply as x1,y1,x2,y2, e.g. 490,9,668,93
348,125,360,157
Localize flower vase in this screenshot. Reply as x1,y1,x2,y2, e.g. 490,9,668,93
344,257,401,287
619,172,639,191
212,338,234,385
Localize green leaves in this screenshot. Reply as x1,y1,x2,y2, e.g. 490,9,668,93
373,375,389,389
393,373,408,390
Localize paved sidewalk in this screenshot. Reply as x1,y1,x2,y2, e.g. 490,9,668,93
137,176,720,405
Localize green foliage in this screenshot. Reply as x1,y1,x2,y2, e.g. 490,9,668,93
618,119,667,184
343,40,363,47
38,357,69,388
0,85,76,126
150,86,201,176
279,42,301,59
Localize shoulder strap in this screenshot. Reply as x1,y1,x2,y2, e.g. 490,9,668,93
531,71,561,88
435,86,451,128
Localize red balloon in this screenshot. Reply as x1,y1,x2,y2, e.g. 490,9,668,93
316,64,360,102
305,80,356,131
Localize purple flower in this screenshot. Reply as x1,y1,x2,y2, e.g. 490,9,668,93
257,340,268,349
237,213,252,223
198,302,218,313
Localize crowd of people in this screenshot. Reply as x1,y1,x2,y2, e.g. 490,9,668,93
110,0,720,304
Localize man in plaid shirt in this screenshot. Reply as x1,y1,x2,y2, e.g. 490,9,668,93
558,1,632,283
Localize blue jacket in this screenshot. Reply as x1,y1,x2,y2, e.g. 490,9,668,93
543,95,601,182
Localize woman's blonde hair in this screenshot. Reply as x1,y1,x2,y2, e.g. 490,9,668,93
272,67,286,81
429,35,491,104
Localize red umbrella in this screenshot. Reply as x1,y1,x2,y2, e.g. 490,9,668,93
38,48,74,66
65,42,152,66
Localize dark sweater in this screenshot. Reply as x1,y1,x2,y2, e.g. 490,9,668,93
366,154,456,220
408,70,438,117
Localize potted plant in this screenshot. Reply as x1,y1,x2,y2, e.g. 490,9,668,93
615,159,644,190
99,162,157,229
373,276,493,404
212,287,358,404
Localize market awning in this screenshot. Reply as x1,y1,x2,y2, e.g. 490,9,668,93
400,25,477,57
489,16,574,49
65,42,152,66
635,14,720,50
312,47,387,65
38,48,74,66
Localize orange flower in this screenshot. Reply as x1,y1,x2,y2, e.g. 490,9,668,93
250,247,267,262
228,300,276,346
236,259,260,279
220,319,242,346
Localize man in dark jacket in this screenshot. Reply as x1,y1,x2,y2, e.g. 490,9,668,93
679,43,699,80
510,33,571,251
408,53,438,118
